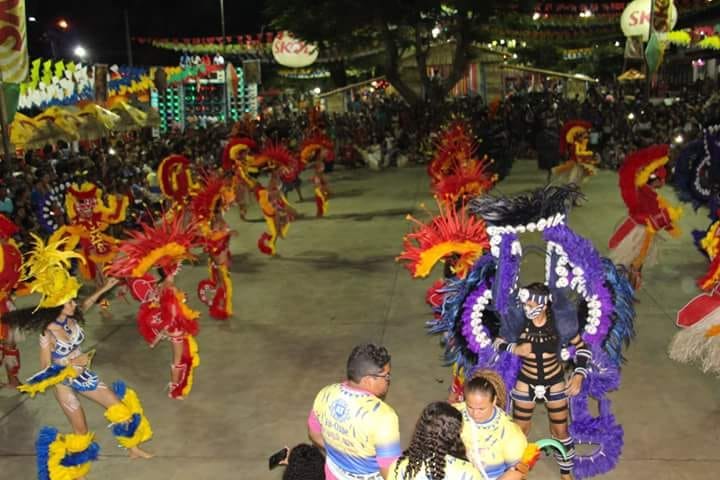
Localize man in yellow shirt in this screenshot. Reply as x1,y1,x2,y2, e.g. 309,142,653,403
308,344,402,480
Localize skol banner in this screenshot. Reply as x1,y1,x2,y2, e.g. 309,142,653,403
272,31,318,68
0,0,29,83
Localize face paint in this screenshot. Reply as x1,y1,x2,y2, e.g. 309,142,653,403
524,304,545,319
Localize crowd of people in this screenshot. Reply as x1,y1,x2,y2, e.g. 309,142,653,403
6,79,713,254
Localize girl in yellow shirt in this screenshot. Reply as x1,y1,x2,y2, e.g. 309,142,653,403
389,402,484,480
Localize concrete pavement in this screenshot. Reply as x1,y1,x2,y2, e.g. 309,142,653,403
1,160,719,479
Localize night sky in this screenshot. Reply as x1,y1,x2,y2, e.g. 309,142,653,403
25,0,266,66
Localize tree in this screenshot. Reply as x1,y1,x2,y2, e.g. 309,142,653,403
266,0,531,106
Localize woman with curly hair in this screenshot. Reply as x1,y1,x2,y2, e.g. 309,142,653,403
389,402,484,480
454,372,527,480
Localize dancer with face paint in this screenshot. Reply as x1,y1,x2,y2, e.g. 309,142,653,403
494,283,589,480
427,186,635,479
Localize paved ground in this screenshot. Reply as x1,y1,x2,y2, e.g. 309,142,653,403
1,160,719,479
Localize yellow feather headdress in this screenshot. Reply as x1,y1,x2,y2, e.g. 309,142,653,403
23,234,84,310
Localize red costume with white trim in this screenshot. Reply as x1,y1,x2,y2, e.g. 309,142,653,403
191,173,234,320
107,215,201,399
608,144,682,287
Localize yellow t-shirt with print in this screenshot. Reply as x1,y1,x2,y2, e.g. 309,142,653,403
387,454,484,480
453,403,527,480
311,383,402,475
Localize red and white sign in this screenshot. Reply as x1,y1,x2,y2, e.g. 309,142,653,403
272,31,318,68
620,0,678,41
0,0,29,83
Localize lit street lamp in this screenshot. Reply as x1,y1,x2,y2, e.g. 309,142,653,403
57,18,69,30
74,45,88,59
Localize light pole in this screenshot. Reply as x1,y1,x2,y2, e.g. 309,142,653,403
220,0,229,123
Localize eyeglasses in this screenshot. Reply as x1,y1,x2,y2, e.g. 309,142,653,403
370,373,392,381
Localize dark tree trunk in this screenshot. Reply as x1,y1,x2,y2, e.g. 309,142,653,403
440,8,472,100
328,60,348,88
379,20,422,106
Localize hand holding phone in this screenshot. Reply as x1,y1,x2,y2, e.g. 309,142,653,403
268,447,289,470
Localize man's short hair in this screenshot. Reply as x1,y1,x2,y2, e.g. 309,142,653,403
346,343,391,382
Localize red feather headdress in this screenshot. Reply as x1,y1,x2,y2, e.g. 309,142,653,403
560,120,592,157
106,215,199,278
300,132,335,164
190,172,228,223
158,154,198,204
432,156,497,204
397,202,489,279
619,144,670,209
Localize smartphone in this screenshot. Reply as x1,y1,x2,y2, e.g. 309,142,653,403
268,447,289,470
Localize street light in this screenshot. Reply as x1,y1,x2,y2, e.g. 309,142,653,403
57,18,69,30
312,87,321,95
73,45,87,59
28,16,37,22
532,12,541,21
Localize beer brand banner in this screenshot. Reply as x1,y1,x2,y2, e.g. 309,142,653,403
0,0,29,83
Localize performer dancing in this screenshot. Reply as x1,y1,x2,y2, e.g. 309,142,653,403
608,145,682,288
106,215,201,399
256,144,298,256
427,120,497,206
223,122,260,220
552,121,598,185
300,131,335,217
5,235,152,480
192,173,235,320
53,181,129,284
0,214,23,387
672,124,720,290
430,186,635,479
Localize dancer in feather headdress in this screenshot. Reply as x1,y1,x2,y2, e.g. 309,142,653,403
255,144,298,256
672,124,720,290
106,215,201,399
3,234,153,479
0,215,24,387
428,120,497,206
552,120,598,185
300,132,334,217
669,126,720,376
51,181,129,284
192,172,235,320
426,185,635,479
608,145,682,289
223,121,260,220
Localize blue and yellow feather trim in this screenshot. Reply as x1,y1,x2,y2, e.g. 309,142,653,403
104,381,153,449
19,364,79,397
36,426,100,480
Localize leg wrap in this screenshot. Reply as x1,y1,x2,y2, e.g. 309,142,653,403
554,436,576,475
314,187,328,217
104,381,153,449
3,345,20,377
169,336,200,399
36,426,100,480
